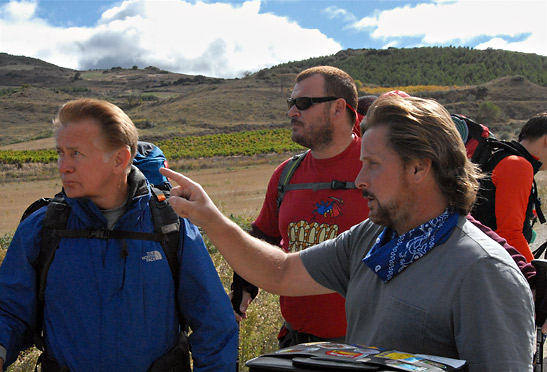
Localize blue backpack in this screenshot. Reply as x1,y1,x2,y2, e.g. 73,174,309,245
134,141,172,190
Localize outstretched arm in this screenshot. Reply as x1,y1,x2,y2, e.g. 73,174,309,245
160,168,331,296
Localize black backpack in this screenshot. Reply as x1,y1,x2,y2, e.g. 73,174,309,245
454,115,546,253
451,113,497,166
276,150,357,208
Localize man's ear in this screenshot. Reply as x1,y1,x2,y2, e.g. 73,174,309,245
409,158,432,183
113,147,132,174
332,98,347,118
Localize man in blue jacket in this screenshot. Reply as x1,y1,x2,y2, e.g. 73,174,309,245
0,98,238,371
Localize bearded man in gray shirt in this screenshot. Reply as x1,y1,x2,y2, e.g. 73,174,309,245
162,95,534,372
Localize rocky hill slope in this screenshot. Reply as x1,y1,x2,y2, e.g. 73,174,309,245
1,52,546,148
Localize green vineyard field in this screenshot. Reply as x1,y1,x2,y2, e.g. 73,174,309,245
0,128,304,165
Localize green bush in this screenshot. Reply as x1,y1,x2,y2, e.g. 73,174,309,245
1,129,304,165
0,149,57,165
478,101,501,123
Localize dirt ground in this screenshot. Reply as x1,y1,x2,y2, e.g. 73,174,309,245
3,164,547,237
0,163,278,236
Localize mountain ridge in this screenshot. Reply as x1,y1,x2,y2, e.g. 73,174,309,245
1,47,546,148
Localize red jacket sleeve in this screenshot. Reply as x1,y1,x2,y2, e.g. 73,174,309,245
491,155,535,262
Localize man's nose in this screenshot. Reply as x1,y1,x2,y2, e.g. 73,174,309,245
58,156,73,173
354,166,368,189
288,104,300,118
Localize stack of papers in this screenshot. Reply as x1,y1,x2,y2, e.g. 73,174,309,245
246,342,466,371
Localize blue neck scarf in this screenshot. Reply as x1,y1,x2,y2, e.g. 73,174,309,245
363,209,459,282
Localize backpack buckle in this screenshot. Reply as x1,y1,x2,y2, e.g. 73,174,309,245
88,229,110,239
331,180,346,190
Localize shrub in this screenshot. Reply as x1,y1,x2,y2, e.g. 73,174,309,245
478,101,501,123
133,119,155,129
0,232,12,266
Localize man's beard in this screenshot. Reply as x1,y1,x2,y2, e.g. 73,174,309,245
291,115,334,151
362,186,411,230
362,189,398,227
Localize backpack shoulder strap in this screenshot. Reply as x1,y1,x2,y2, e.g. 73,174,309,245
277,151,308,208
533,241,547,259
32,192,70,351
37,192,71,302
532,179,546,225
481,140,546,225
149,187,181,284
478,138,522,171
148,187,186,327
276,150,357,208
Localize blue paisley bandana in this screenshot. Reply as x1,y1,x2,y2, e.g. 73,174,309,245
363,209,460,282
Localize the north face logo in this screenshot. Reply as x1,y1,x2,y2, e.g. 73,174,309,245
142,250,163,262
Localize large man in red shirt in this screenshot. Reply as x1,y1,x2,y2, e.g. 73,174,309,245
234,66,369,346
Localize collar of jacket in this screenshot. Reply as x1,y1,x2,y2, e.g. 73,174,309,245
510,140,543,173
126,165,149,203
60,166,151,229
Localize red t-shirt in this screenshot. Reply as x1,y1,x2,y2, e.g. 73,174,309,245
254,136,369,338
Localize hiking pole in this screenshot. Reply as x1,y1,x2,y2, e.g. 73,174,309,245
532,258,547,372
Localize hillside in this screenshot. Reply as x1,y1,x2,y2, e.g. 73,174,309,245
420,75,547,137
272,47,547,87
1,47,546,148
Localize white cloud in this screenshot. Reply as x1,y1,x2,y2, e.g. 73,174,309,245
0,0,342,78
322,5,356,22
350,0,547,56
0,0,37,21
0,0,94,67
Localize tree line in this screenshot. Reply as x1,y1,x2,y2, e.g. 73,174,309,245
265,47,547,87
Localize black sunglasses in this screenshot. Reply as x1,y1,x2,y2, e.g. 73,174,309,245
287,96,339,110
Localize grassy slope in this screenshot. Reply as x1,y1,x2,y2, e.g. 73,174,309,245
2,48,547,147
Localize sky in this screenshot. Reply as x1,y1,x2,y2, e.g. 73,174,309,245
0,0,546,78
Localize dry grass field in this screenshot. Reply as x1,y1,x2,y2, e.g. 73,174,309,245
3,161,547,240
0,155,293,236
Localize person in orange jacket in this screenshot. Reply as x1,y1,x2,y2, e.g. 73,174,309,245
472,112,547,262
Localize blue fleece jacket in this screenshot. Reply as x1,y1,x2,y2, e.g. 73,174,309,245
0,169,238,371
